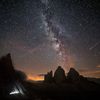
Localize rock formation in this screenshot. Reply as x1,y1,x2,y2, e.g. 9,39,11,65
44,70,53,83
54,66,66,83
67,68,80,81
0,53,26,97
44,67,88,83
67,68,87,81
0,53,15,85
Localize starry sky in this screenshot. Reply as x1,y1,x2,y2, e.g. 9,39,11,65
0,0,100,79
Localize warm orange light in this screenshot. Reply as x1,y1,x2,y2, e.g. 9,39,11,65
80,70,100,78
27,75,44,81
96,65,100,68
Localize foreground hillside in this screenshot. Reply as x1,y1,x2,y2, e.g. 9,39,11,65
0,54,100,100
22,80,100,100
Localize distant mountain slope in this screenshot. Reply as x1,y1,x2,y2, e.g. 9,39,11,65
87,77,100,84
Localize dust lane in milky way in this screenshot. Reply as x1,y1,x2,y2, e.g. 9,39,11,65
41,0,74,70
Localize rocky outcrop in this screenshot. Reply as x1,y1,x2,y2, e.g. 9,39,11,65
67,68,87,81
44,66,66,83
44,67,88,83
67,68,80,81
44,70,53,83
0,53,26,97
54,66,66,83
0,53,15,84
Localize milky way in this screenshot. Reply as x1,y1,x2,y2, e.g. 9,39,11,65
41,0,72,70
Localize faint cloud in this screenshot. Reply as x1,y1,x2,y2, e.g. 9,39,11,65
79,69,100,78
96,65,100,68
38,74,45,76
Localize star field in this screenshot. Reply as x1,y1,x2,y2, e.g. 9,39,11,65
0,0,100,78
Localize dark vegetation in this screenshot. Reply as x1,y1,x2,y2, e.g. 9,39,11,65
0,53,100,100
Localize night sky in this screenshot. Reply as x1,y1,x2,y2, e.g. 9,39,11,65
0,0,100,80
